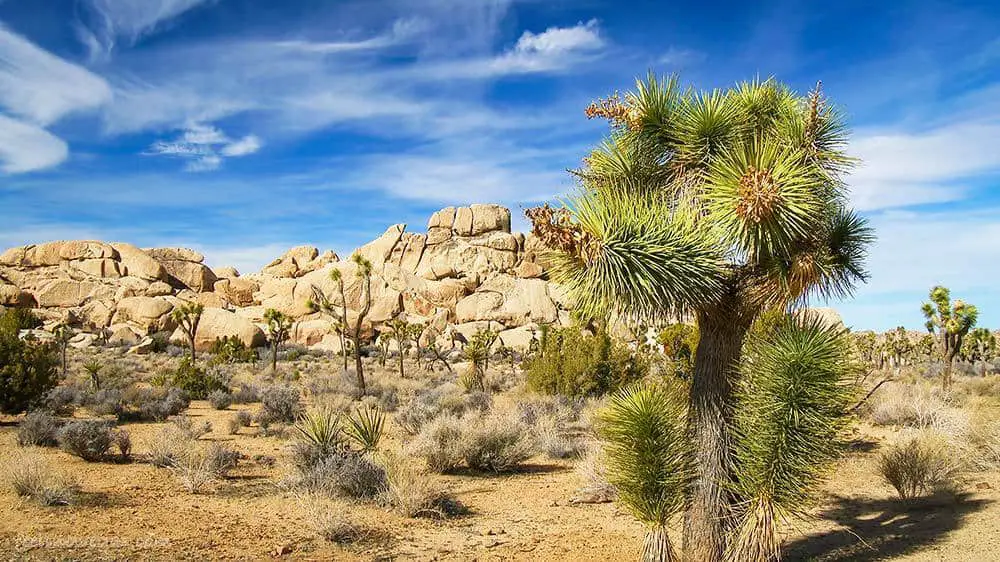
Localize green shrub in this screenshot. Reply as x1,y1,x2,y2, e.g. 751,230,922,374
164,357,226,399
524,326,647,397
208,336,256,365
655,323,698,379
0,311,60,414
879,433,959,499
1,307,42,330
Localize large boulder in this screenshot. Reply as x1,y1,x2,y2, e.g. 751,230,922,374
145,248,205,263
161,260,218,292
214,277,258,307
32,279,110,308
454,274,558,327
356,224,405,267
0,283,35,307
113,296,175,333
0,241,117,267
469,204,511,235
111,243,167,281
63,258,122,279
170,307,265,351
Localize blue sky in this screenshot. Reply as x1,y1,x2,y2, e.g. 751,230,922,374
1,0,999,331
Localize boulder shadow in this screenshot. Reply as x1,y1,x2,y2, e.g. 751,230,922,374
783,493,991,561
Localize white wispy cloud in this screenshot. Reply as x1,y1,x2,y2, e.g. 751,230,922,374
146,123,262,171
0,115,69,173
0,25,112,125
273,18,427,54
78,0,215,59
0,25,111,174
848,121,1000,211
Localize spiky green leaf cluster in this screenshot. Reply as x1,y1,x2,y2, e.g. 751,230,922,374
597,382,692,527
534,74,872,324
727,316,856,559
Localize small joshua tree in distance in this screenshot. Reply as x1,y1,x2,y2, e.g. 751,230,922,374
53,323,73,378
922,285,978,389
263,308,293,373
307,268,350,372
171,301,204,362
350,253,374,395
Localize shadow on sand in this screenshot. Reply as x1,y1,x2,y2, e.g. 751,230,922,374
783,493,991,561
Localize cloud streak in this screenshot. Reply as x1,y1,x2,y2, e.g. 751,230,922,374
146,123,262,171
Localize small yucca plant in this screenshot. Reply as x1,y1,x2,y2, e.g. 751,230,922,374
727,315,857,562
598,382,691,562
345,405,385,452
294,407,343,455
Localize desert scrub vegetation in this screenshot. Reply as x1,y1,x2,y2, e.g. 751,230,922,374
158,357,227,399
0,308,60,414
257,384,301,426
395,382,490,435
208,389,233,410
5,450,78,506
878,432,960,499
524,325,647,398
57,419,119,462
377,450,460,518
408,406,537,474
17,410,61,447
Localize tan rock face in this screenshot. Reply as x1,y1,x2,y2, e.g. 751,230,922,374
111,243,167,281
113,296,176,333
469,204,511,235
146,281,173,297
160,260,218,292
357,224,405,266
261,245,337,278
0,284,35,307
64,258,122,278
33,279,107,308
453,207,474,236
58,241,118,261
169,307,265,351
214,277,258,307
145,248,205,263
454,274,558,327
214,266,240,279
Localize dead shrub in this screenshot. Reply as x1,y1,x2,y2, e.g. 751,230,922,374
878,432,960,499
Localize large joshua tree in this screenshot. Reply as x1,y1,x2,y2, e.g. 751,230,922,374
922,285,978,389
171,301,204,362
308,268,350,372
528,75,872,561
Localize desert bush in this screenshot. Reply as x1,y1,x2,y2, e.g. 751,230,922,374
6,451,77,506
228,410,253,434
172,415,212,439
532,410,585,459
298,495,366,544
0,310,60,414
57,420,115,462
208,390,233,410
2,307,42,330
163,357,227,399
294,449,386,499
407,414,467,473
396,383,490,435
44,383,86,415
377,450,460,518
17,410,60,447
867,382,959,429
960,375,1000,398
112,386,190,422
524,326,647,398
463,410,537,472
113,428,132,461
572,442,616,503
258,385,301,425
879,433,960,499
208,336,256,365
147,425,194,468
231,383,261,404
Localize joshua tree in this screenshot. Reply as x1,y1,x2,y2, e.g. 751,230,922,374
83,358,102,390
171,301,204,362
386,317,412,378
461,335,488,393
468,328,498,372
52,324,73,378
263,308,293,373
527,75,872,560
308,268,350,372
350,254,374,395
882,326,913,369
962,327,996,376
922,285,978,389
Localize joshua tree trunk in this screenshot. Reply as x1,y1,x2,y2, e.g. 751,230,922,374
187,335,197,364
643,526,678,562
338,282,349,373
398,345,406,378
353,329,365,395
271,341,278,372
683,299,752,562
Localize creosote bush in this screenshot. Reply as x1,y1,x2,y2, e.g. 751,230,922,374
163,357,226,399
208,389,233,410
524,326,647,398
377,450,461,518
257,385,301,426
409,407,537,474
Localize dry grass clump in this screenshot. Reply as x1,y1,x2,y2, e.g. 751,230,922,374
959,375,1000,398
228,410,253,434
878,432,960,499
146,425,196,468
867,382,967,432
168,443,240,494
6,450,78,506
571,442,616,503
395,382,490,435
297,495,368,544
407,414,466,473
171,415,212,439
518,395,587,459
377,450,461,518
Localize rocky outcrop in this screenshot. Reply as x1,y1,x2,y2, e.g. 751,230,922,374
0,204,577,353
169,307,266,351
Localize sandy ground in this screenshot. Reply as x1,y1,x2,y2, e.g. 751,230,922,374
2,358,1000,561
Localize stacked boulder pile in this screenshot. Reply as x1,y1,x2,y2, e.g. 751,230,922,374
0,204,570,354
